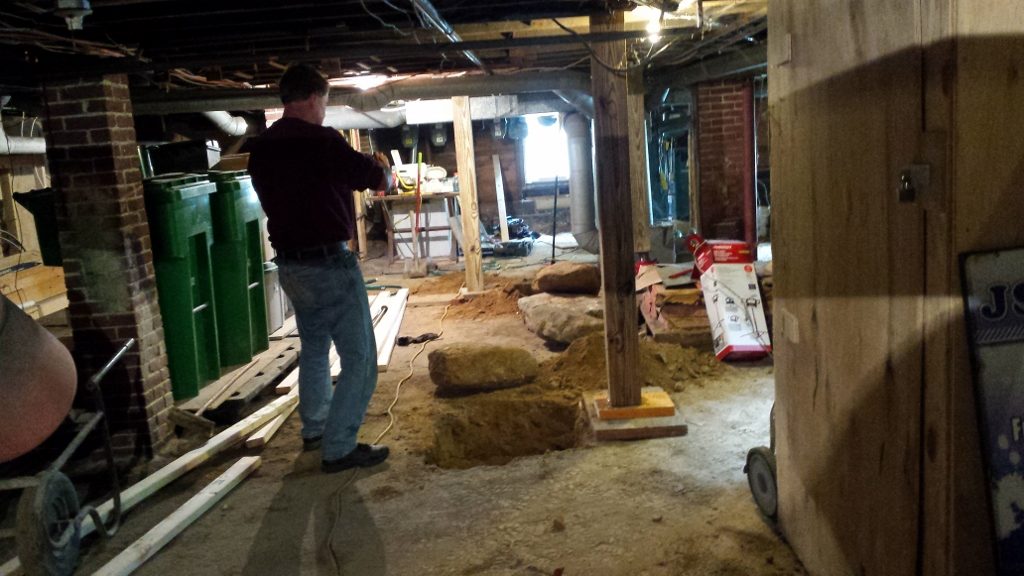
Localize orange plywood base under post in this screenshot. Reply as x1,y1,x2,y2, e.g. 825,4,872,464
583,386,688,441
592,387,676,420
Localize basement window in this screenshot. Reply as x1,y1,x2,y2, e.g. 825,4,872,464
521,114,569,186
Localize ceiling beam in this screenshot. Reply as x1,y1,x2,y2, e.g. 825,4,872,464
650,43,766,92
132,70,590,114
27,25,700,80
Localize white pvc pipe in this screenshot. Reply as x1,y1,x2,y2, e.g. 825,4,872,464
201,111,248,136
0,121,46,155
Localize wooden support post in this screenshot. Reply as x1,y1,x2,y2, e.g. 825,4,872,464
591,11,641,408
346,129,369,259
452,96,484,292
493,155,510,242
353,189,368,260
628,69,652,254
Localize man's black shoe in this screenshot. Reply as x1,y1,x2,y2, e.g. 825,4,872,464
302,435,322,451
322,443,390,474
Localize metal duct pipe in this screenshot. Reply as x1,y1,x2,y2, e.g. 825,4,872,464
409,0,491,74
133,71,591,115
0,119,46,155
553,90,594,119
322,108,405,130
563,112,599,254
201,111,248,136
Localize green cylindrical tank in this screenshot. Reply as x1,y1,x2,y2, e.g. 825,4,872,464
207,170,268,366
144,174,220,400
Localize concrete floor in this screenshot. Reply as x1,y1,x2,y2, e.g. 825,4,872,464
65,254,804,576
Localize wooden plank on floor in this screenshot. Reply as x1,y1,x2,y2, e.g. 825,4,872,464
273,292,385,394
85,389,295,535
92,456,262,576
582,389,687,441
2,392,298,576
269,315,297,340
218,340,300,411
245,402,297,448
274,365,299,395
178,341,297,414
376,288,409,372
329,345,341,380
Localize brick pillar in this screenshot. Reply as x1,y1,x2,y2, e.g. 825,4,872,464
43,74,173,459
695,79,749,239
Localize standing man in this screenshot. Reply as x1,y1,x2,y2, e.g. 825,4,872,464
246,64,389,473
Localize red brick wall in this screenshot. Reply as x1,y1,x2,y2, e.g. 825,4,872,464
43,74,173,458
696,79,749,239
427,125,521,226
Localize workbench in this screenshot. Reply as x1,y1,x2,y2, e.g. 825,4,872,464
367,192,459,264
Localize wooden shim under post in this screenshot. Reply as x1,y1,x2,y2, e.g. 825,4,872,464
452,96,484,292
591,11,642,408
92,457,262,576
493,154,510,242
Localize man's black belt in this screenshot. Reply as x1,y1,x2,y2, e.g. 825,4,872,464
276,242,347,261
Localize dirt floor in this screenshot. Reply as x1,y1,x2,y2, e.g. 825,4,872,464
63,253,805,576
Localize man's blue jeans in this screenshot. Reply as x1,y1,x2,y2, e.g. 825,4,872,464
277,246,377,461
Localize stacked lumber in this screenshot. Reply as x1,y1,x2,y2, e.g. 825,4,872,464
273,288,410,395
373,288,409,372
0,252,67,319
175,340,299,420
1,389,299,575
639,284,712,351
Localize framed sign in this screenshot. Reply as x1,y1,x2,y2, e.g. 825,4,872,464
962,247,1024,574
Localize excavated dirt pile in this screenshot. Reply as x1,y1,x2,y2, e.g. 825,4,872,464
427,333,724,469
412,271,526,320
541,332,723,394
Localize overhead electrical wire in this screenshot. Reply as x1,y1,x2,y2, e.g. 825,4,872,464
550,15,682,76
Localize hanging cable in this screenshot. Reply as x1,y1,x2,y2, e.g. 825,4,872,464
550,17,681,76
358,0,410,36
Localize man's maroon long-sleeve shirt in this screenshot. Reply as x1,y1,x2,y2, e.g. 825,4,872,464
245,117,384,251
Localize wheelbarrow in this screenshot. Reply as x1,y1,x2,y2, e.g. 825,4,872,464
743,403,778,521
0,337,135,576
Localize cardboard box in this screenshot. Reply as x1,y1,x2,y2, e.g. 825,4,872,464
700,262,771,361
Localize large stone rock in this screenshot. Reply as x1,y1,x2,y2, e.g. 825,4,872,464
428,344,539,393
532,261,601,295
517,293,604,344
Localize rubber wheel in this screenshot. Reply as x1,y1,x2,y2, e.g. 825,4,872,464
16,471,81,576
745,446,778,520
